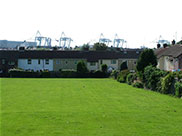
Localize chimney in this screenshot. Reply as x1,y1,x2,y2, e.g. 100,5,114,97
157,44,161,48
172,39,176,45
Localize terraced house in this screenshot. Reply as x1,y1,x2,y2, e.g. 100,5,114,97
155,44,182,71
0,49,142,76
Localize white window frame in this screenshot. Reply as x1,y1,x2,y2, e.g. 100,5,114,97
90,62,96,66
111,59,116,64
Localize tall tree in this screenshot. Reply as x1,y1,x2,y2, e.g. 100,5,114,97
136,49,157,72
81,44,90,51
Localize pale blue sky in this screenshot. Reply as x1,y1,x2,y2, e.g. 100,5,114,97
0,0,181,48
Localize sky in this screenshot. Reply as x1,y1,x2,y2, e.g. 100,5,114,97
0,0,182,48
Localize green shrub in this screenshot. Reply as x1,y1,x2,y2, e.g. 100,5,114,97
77,61,88,73
60,70,77,78
101,64,108,73
174,71,182,81
110,70,119,79
126,73,137,85
132,82,143,88
161,73,175,94
174,82,182,97
117,70,129,83
9,70,40,78
144,65,167,91
41,71,51,78
92,70,106,78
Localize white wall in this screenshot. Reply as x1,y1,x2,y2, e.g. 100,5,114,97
18,59,53,71
163,56,174,71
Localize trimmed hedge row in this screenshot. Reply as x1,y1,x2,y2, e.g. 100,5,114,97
113,65,182,98
9,69,109,78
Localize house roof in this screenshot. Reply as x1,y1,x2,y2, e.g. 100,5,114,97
0,50,142,62
155,44,182,58
0,50,19,61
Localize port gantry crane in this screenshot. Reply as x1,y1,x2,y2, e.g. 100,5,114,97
35,31,52,47
99,33,112,46
113,34,126,48
59,32,73,49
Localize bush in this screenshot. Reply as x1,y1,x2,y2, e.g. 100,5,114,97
132,81,143,88
101,64,108,73
117,70,129,83
41,71,51,78
9,69,40,78
126,73,137,85
60,70,77,78
110,70,119,79
161,73,175,94
174,82,182,97
143,65,167,91
77,61,88,73
91,70,106,78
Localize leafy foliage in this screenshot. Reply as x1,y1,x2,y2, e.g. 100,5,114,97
161,73,175,94
93,42,108,51
76,61,88,73
136,49,157,72
143,65,167,91
81,44,90,51
126,73,137,85
174,82,182,97
117,70,129,83
132,81,143,88
110,70,119,79
101,64,108,73
177,40,182,44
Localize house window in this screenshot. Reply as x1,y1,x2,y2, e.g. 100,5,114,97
38,59,41,64
28,59,31,64
45,59,49,65
2,59,5,64
90,62,96,66
134,61,137,65
65,61,68,64
56,60,60,64
8,61,15,65
111,60,116,64
75,61,77,65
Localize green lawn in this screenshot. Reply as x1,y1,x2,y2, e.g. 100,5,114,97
1,78,182,136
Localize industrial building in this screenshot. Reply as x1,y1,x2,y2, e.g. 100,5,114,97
0,40,37,49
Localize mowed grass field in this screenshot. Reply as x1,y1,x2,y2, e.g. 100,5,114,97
1,78,182,136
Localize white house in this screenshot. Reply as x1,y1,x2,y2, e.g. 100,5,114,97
18,59,53,71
